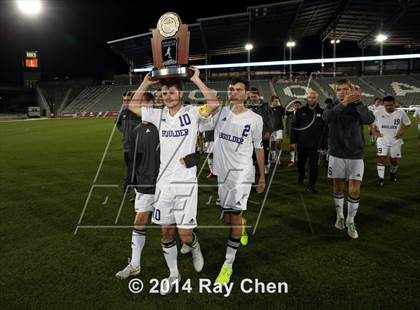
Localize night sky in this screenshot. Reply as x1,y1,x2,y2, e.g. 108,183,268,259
0,0,412,86
0,0,263,85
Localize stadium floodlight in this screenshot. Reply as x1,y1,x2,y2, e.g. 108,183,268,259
375,34,388,43
330,39,340,44
133,53,420,72
16,0,42,16
244,43,254,51
286,41,296,48
245,43,254,80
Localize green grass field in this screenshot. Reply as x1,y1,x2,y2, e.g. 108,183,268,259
1,118,419,309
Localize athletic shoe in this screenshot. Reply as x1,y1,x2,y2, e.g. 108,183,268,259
287,161,295,168
206,172,215,179
191,243,204,272
334,217,345,230
346,222,359,239
377,178,385,187
306,185,317,193
160,275,181,295
240,217,248,246
390,173,397,182
180,243,192,254
115,263,140,279
214,265,233,285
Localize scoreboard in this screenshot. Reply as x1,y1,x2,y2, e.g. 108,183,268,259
23,51,41,88
24,51,40,69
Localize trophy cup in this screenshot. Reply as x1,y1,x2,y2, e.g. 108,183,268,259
150,12,191,80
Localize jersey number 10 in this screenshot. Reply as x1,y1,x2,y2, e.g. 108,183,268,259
179,114,191,127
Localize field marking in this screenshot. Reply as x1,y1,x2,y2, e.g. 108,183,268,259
252,157,281,235
74,184,119,235
299,193,315,234
101,196,109,205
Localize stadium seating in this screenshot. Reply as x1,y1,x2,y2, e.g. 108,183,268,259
63,85,113,113
273,78,328,107
363,75,420,106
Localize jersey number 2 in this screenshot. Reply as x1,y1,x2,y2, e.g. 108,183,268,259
242,124,251,137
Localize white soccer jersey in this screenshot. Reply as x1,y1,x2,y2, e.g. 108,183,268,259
141,105,201,181
368,104,382,113
374,108,411,143
204,106,263,183
414,108,420,129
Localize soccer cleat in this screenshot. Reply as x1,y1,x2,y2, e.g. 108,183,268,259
287,161,296,168
160,275,181,295
377,178,385,187
306,186,317,193
390,173,397,182
180,243,192,254
240,217,248,246
214,265,233,285
191,243,204,272
115,263,140,279
334,217,345,230
346,222,359,239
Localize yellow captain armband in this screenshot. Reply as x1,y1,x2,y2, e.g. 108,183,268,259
197,104,211,119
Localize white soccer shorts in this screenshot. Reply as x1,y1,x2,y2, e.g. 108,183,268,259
328,155,364,181
270,129,283,141
134,190,155,213
151,178,198,229
217,174,253,212
376,137,402,158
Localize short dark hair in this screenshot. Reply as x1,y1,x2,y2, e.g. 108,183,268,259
161,79,184,91
229,77,249,91
325,98,334,105
142,92,155,102
250,87,259,94
335,79,351,87
271,95,279,102
374,97,381,102
383,95,395,103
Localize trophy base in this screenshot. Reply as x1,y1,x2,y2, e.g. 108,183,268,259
150,66,191,80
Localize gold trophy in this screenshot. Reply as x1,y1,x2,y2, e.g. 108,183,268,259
150,12,191,80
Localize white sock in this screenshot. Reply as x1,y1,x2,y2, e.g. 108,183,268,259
186,232,198,250
223,237,240,268
270,150,276,159
333,193,344,219
276,148,282,160
390,164,398,174
208,157,213,173
162,240,179,277
377,163,385,179
290,151,295,162
347,196,360,224
130,229,146,267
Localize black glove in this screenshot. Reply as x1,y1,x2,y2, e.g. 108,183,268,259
182,151,200,168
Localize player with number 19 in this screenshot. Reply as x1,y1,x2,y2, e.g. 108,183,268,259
372,96,411,185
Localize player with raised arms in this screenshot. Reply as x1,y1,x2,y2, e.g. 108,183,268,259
128,67,220,294
201,77,266,284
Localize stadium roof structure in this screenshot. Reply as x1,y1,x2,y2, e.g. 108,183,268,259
108,0,420,67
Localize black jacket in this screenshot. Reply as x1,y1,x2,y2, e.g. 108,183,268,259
269,106,285,131
290,104,327,150
116,109,141,152
128,123,160,194
250,101,273,137
322,101,375,159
